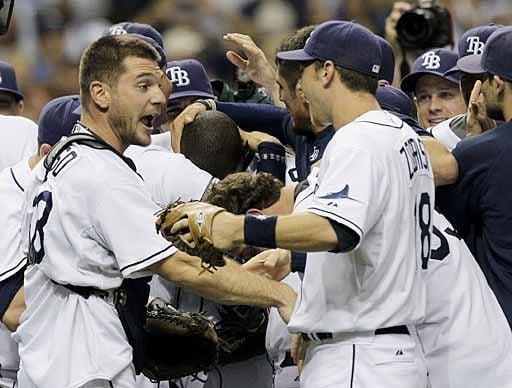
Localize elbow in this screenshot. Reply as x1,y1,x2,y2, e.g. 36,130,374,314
434,156,459,186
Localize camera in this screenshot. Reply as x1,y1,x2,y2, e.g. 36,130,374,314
396,0,453,50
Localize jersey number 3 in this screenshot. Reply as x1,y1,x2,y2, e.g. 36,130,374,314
28,191,53,265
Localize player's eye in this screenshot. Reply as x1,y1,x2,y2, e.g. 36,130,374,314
417,95,430,104
138,83,149,92
439,91,455,100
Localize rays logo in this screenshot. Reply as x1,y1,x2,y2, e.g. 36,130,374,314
109,26,128,35
166,66,190,87
421,51,441,70
309,146,320,162
466,36,484,55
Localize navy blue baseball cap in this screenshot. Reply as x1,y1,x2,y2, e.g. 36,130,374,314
166,59,215,100
444,24,503,77
127,33,167,68
38,95,81,146
0,61,23,101
276,21,382,78
375,35,395,84
376,84,412,117
457,26,512,80
400,49,460,94
106,22,164,49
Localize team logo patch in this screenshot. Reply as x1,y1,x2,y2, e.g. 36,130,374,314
318,184,364,203
166,66,190,87
466,36,484,55
421,51,441,70
309,146,320,162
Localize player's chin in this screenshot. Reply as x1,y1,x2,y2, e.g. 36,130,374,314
133,125,152,146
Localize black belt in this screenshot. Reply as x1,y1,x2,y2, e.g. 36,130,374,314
280,351,295,368
302,325,410,341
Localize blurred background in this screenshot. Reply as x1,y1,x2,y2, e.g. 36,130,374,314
1,0,511,121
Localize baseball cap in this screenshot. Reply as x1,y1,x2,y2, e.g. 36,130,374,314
38,95,81,146
375,35,396,84
276,20,382,78
128,33,167,68
166,59,215,100
400,49,460,94
457,26,512,80
376,84,412,117
106,22,164,49
444,24,503,77
0,61,23,101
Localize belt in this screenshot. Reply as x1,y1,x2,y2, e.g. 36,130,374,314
280,351,295,368
302,325,410,341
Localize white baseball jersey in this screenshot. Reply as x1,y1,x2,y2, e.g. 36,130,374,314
288,110,434,333
14,124,176,388
125,144,213,208
428,114,465,151
418,211,512,388
150,132,172,151
0,115,37,172
0,158,31,381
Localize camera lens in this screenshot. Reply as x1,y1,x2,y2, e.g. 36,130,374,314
397,9,438,49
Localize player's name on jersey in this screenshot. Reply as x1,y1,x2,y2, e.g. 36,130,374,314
399,137,430,180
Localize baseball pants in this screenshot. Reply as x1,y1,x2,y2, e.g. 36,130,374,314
300,332,428,388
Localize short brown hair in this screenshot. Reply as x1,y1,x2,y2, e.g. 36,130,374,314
276,25,316,90
314,62,378,95
205,172,283,214
79,35,160,112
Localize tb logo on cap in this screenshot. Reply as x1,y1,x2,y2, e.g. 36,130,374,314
167,66,190,87
466,36,484,55
109,26,128,35
421,51,441,70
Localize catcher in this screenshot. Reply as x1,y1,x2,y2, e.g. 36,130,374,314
152,173,286,388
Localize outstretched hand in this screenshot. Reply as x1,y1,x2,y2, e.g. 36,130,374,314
242,248,291,281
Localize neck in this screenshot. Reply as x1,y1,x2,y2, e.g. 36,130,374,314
330,90,381,129
28,153,40,170
80,111,127,153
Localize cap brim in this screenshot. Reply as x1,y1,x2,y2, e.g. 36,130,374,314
0,88,24,101
457,54,485,74
276,49,316,62
400,71,459,94
168,91,215,101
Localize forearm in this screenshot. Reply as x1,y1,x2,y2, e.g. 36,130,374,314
421,136,459,186
216,212,339,252
2,287,25,332
151,251,296,308
217,102,290,143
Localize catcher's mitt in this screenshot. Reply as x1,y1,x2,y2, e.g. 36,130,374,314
155,200,226,270
215,304,269,366
143,298,219,381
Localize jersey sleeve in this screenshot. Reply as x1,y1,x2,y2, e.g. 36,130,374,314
150,133,172,151
94,182,177,278
304,143,384,242
136,149,213,207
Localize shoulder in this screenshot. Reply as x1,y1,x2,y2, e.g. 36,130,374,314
454,122,512,162
0,115,37,131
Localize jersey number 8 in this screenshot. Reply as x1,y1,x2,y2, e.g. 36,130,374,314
416,192,432,270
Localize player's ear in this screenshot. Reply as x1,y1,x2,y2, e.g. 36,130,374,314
89,81,110,110
295,80,306,103
246,208,264,216
321,60,336,87
16,100,24,114
39,143,52,158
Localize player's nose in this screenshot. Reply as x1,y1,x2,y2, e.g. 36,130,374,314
150,84,167,107
429,95,443,113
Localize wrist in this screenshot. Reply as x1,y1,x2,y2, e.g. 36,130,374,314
244,214,278,248
195,98,216,111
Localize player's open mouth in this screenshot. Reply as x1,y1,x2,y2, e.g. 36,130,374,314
140,114,158,129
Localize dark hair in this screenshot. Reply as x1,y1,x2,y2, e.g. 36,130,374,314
180,111,244,179
79,35,160,112
205,172,283,214
275,25,316,90
313,62,378,95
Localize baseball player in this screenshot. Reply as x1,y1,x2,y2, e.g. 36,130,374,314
427,23,503,151
0,61,38,172
431,26,512,327
171,20,433,388
401,48,465,130
0,95,81,388
15,35,295,388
